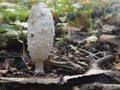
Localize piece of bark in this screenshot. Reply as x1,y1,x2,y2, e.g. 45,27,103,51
50,60,88,74
98,34,120,46
50,60,83,70
0,77,60,84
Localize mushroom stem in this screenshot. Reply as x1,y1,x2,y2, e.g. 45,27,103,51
35,59,44,73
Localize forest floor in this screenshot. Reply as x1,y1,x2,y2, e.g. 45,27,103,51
0,0,120,90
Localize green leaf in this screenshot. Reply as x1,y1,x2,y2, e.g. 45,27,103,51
0,24,19,35
0,29,6,33
55,37,64,41
64,34,71,39
83,9,92,14
0,24,18,31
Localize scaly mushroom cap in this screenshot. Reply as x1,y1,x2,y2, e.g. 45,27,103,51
27,2,54,72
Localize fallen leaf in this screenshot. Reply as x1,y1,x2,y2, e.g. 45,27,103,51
99,35,117,41
0,50,7,55
81,24,89,32
115,52,120,61
75,17,81,26
113,62,120,70
85,35,98,43
102,25,117,32
81,0,89,5
69,26,80,32
52,12,58,20
2,59,10,70
107,16,116,24
31,0,36,5
0,70,8,77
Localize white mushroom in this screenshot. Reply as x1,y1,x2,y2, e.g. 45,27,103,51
27,2,54,73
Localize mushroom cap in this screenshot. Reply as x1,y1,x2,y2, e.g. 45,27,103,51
27,2,54,61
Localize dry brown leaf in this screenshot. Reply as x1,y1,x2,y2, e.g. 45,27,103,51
107,16,116,24
75,17,81,26
52,12,58,20
0,50,7,55
115,55,120,61
99,35,117,42
69,26,80,32
2,59,10,70
81,0,89,5
0,70,8,77
113,62,120,70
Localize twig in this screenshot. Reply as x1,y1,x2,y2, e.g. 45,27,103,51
69,45,79,53
21,55,29,69
79,48,100,59
50,60,84,72
69,45,99,59
32,72,40,77
19,26,29,69
19,26,26,57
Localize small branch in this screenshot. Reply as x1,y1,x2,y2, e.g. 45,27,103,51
69,45,99,59
77,60,89,67
50,60,88,74
20,55,29,69
19,26,26,57
79,48,100,59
